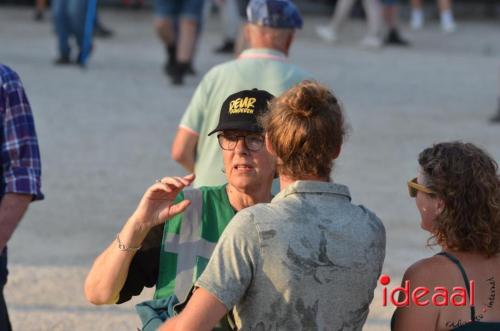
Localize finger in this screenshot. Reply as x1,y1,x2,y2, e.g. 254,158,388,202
161,199,191,219
183,173,196,184
174,174,196,186
160,177,188,188
150,183,173,194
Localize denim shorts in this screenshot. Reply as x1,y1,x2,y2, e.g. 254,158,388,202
154,0,205,21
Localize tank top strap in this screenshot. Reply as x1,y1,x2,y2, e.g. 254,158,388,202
436,252,475,321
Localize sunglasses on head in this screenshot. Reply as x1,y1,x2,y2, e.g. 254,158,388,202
407,177,435,197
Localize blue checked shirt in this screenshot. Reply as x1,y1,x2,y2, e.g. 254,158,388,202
0,64,43,201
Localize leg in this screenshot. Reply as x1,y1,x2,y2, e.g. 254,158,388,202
94,11,114,38
154,0,179,75
52,0,72,63
411,0,422,9
68,0,91,62
316,0,356,43
330,0,357,32
438,0,452,11
438,0,456,32
35,0,47,20
215,0,240,53
362,0,383,40
36,0,47,11
155,17,178,75
410,0,424,29
490,68,500,123
171,0,205,85
383,0,409,46
176,18,198,64
0,248,11,331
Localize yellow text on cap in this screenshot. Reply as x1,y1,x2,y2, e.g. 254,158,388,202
229,97,256,114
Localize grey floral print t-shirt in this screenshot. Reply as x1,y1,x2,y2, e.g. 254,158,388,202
196,180,386,330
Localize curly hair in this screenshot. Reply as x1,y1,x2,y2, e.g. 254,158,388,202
418,142,500,257
260,80,347,179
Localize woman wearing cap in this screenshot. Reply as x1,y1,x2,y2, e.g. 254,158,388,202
392,142,500,331
160,81,385,330
84,89,275,330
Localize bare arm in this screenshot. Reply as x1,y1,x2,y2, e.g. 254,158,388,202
0,193,32,251
84,174,195,305
171,127,198,173
159,287,228,331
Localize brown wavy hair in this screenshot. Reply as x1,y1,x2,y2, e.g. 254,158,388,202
418,142,500,257
260,80,347,179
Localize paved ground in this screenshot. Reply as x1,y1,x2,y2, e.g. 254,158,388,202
0,5,499,330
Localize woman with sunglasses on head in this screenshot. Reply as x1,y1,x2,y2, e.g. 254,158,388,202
84,89,276,330
392,142,500,331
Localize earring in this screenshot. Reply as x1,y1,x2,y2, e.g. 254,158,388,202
221,168,225,174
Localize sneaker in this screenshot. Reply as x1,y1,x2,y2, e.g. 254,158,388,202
164,45,177,76
384,29,410,47
315,25,337,43
170,62,189,85
186,63,196,76
54,55,72,65
359,36,382,49
214,40,235,54
441,21,456,33
490,108,500,123
94,26,114,38
164,61,176,76
410,13,423,30
34,10,44,22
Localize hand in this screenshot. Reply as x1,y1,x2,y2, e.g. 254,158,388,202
130,174,195,230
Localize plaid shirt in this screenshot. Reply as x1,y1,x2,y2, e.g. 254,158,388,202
0,64,43,200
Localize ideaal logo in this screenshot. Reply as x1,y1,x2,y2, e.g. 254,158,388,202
229,97,256,115
379,274,475,307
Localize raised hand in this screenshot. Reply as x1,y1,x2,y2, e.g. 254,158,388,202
130,174,195,230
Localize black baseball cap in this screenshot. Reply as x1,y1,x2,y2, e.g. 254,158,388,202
208,89,274,136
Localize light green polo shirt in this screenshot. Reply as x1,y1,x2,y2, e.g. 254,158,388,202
179,48,311,188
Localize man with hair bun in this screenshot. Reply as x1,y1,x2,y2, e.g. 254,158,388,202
160,81,386,331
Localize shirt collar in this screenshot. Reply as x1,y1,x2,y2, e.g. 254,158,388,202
272,180,351,203
238,48,287,61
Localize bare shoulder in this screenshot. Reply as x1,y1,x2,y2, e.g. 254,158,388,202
403,255,456,286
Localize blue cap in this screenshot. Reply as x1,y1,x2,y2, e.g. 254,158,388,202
247,0,303,29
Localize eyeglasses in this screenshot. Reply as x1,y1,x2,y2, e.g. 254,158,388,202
217,133,264,152
407,177,435,197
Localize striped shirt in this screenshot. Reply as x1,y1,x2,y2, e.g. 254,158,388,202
0,64,43,200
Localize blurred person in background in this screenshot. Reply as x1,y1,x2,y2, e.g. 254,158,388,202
392,142,500,330
171,0,310,189
0,64,44,331
34,0,47,21
410,0,456,33
316,0,384,48
383,0,409,46
160,80,386,331
212,0,241,54
52,0,91,65
491,68,500,123
154,0,206,85
94,11,114,38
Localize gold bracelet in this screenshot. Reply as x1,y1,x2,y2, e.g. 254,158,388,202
116,233,142,252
